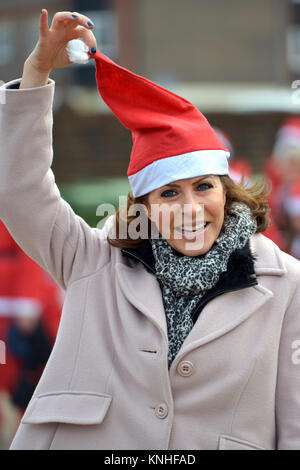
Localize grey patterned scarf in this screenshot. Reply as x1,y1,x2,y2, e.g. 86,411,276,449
150,202,257,368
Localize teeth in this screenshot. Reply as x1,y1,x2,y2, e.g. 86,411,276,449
180,222,207,232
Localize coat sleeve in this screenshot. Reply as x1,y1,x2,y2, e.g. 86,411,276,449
0,78,111,290
276,262,300,449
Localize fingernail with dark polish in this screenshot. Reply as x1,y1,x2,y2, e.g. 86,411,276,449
71,14,78,18
87,21,94,27
91,47,96,54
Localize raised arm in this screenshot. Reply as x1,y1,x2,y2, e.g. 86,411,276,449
0,10,109,290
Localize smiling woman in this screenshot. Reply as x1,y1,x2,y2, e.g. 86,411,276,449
108,174,270,255
2,9,300,451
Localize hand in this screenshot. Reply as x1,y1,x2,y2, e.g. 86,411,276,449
25,9,97,73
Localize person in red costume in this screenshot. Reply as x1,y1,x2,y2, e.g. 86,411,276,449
0,220,62,441
283,182,300,259
215,128,285,250
264,116,300,252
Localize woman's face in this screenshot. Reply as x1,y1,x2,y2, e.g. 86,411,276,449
146,175,226,256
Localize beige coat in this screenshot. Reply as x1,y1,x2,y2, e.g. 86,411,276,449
1,78,300,450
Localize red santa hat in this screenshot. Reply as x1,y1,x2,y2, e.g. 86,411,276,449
66,40,230,197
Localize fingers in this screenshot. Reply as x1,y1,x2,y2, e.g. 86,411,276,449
69,26,97,53
39,9,49,37
51,11,95,31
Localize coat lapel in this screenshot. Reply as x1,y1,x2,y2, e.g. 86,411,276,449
116,261,168,339
176,283,274,357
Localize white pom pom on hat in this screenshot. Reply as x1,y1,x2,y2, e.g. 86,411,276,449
66,39,90,64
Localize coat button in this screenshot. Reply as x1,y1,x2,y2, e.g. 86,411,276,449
177,360,194,377
155,403,169,419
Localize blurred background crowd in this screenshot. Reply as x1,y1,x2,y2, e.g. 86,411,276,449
1,0,300,448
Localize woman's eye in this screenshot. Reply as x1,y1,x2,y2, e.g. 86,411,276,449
160,189,177,198
197,182,213,191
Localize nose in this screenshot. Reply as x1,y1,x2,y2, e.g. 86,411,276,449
176,192,204,226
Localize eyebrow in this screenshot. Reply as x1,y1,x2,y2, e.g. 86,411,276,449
163,176,214,188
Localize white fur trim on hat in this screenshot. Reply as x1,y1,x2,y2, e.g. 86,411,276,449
0,297,42,318
128,149,229,197
66,39,90,64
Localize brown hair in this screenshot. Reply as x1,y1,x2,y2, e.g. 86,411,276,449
107,175,271,249
220,175,270,232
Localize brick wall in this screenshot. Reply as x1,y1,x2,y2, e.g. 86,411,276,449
52,105,131,182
